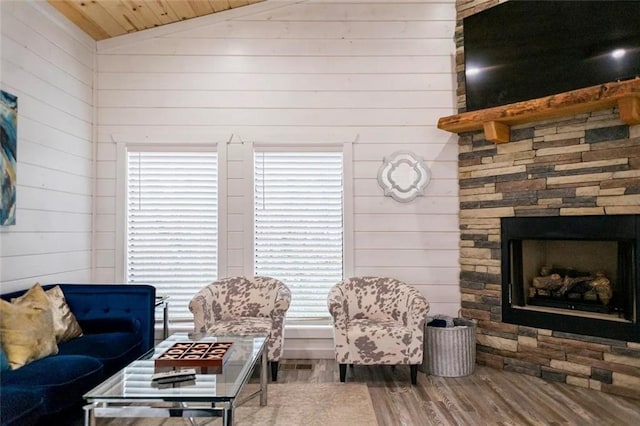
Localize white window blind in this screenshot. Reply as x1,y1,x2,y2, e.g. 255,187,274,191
127,151,217,322
254,151,343,319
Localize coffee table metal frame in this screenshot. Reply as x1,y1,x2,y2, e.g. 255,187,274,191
83,332,268,426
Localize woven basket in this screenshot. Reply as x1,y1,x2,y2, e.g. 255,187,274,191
422,318,477,377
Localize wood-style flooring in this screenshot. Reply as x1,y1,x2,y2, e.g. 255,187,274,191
273,359,640,426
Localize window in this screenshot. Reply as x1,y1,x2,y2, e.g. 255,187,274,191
127,151,217,322
254,151,343,319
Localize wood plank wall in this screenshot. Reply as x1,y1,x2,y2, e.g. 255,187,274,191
93,0,461,329
0,1,96,292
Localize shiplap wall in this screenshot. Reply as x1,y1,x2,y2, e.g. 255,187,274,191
0,1,95,293
95,0,460,353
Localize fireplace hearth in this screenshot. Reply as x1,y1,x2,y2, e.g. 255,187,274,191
501,215,639,342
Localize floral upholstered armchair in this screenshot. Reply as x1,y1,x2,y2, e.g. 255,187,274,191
188,276,291,381
327,276,429,384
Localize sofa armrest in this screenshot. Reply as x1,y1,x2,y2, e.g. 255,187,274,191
272,284,292,320
188,285,220,333
405,287,430,332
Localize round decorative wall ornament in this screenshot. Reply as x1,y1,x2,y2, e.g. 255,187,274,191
377,150,431,203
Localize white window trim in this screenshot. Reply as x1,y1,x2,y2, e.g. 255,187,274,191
242,139,355,325
112,134,231,282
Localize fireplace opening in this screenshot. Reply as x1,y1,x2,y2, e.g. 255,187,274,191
513,239,631,319
501,215,639,342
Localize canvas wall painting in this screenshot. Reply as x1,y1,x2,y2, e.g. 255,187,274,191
1,89,17,226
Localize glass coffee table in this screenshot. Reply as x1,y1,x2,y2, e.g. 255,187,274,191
84,332,268,426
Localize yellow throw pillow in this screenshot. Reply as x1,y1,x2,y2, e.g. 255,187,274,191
0,284,58,369
44,286,83,343
12,284,83,344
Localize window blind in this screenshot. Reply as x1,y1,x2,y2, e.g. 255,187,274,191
127,151,217,322
254,152,343,319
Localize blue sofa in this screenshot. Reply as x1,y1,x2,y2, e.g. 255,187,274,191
0,284,156,425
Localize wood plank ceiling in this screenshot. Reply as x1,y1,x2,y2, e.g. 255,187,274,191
47,0,265,41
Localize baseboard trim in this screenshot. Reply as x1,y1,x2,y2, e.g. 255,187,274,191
284,348,334,360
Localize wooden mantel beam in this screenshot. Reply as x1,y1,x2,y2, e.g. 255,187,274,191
437,79,640,143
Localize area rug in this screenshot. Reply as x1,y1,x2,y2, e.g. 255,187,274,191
95,383,378,426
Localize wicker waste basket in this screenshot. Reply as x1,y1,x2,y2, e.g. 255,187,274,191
421,317,477,377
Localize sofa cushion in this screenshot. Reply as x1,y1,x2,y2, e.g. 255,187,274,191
57,332,142,376
0,284,58,369
0,355,103,416
0,386,43,426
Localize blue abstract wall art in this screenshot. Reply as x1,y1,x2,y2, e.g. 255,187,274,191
1,90,17,226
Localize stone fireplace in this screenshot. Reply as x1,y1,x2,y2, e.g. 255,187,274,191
455,115,640,399
451,0,640,400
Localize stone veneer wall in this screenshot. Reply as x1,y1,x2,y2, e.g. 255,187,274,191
455,1,640,399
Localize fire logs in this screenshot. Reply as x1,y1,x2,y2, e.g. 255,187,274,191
532,274,563,291
529,267,612,305
591,273,613,305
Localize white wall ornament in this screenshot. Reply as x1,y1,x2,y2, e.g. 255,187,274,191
377,151,431,203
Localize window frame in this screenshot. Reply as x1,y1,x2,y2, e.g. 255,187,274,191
243,141,354,324
113,136,229,330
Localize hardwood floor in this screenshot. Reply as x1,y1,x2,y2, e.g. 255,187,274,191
273,359,640,426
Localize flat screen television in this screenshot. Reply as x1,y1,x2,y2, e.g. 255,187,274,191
463,0,640,112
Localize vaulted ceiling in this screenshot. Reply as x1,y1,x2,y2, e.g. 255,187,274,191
47,0,265,41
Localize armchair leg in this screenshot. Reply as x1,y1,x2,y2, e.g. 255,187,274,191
339,364,347,382
410,365,418,385
271,361,279,381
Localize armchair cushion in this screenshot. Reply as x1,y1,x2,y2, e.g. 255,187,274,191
347,318,415,364
204,317,271,336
